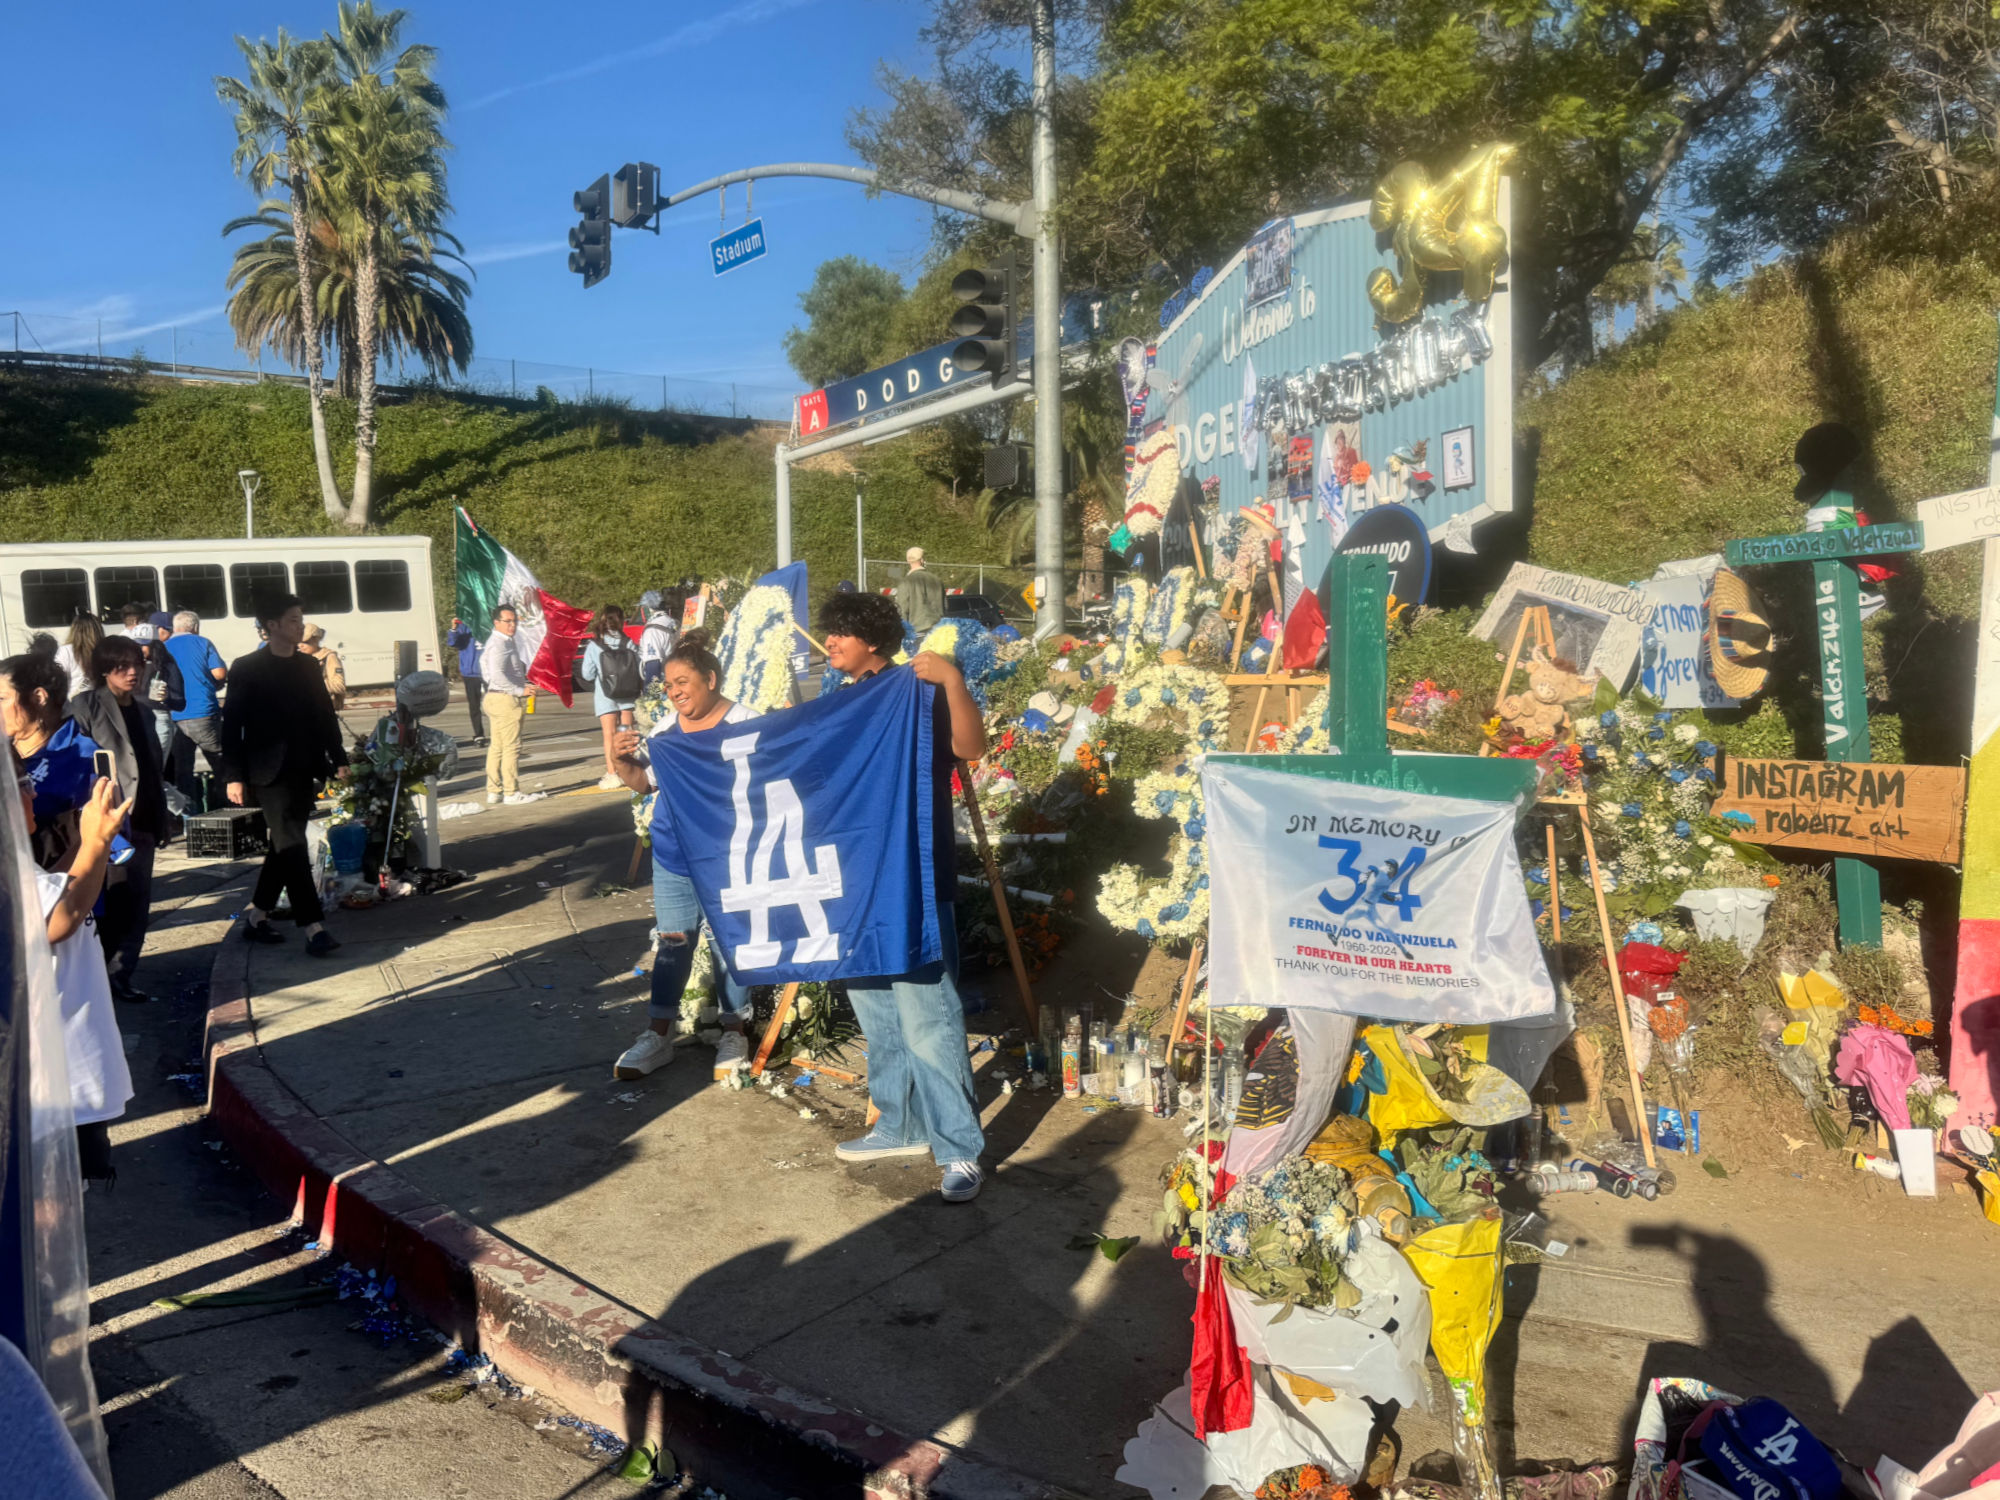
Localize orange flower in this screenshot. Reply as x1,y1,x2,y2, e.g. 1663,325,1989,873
1763,873,1782,888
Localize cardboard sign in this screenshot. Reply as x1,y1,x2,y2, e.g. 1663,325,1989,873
1714,757,1967,863
1472,562,1650,687
1916,485,2000,553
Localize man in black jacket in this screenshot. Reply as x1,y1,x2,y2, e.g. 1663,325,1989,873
221,593,349,956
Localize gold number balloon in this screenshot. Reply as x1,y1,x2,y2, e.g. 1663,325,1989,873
1366,143,1515,324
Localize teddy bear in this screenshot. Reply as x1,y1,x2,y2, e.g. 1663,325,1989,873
1497,646,1598,743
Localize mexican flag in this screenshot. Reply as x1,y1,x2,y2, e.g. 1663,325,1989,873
453,507,594,706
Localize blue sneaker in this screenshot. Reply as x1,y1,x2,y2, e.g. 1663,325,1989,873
834,1131,930,1164
940,1160,983,1203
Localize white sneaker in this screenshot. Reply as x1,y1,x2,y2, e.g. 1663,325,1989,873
597,773,624,790
503,791,545,805
614,1029,675,1079
713,1029,750,1080
487,791,501,805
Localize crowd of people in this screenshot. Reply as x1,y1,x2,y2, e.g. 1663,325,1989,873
3,591,352,1189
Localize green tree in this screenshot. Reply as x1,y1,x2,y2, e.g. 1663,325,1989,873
223,203,473,397
215,30,345,520
782,256,907,386
314,0,450,528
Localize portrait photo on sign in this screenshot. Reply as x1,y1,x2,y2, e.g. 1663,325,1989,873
1243,218,1295,308
1442,425,1476,490
1482,592,1614,679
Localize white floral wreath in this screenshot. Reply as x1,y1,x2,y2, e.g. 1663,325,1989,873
1099,575,1152,675
714,585,798,714
1140,565,1197,647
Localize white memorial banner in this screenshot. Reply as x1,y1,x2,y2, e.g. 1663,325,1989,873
1203,761,1556,1023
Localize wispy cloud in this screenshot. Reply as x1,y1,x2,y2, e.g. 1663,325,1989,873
464,240,567,267
466,0,815,110
18,301,228,352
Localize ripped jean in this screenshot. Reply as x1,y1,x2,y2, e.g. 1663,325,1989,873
650,862,749,1027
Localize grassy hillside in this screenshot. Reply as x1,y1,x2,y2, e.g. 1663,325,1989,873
0,373,1016,623
1522,225,2000,768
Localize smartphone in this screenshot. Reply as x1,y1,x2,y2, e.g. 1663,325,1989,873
92,749,118,799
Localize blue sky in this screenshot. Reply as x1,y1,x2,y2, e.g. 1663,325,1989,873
0,0,947,399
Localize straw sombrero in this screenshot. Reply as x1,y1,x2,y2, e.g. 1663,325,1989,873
1707,567,1774,700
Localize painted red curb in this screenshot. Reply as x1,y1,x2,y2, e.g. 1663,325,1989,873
203,933,1075,1500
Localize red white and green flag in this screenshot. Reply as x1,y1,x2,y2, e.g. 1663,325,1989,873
453,507,594,706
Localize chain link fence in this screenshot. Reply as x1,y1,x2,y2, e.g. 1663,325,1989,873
0,308,797,421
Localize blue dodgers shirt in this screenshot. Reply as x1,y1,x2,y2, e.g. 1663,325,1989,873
163,634,226,720
651,667,943,985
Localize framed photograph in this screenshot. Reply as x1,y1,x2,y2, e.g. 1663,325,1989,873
1441,425,1476,490
1472,562,1650,686
1243,218,1295,309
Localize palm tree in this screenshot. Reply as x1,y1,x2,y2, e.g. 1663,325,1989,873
215,31,346,520
315,1,449,528
224,204,473,397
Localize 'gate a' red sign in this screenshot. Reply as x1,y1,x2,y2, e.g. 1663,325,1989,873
797,388,829,437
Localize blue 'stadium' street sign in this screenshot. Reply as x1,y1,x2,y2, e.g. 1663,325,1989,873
711,218,768,276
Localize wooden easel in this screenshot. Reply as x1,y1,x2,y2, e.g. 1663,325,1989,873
1237,510,1291,750
1481,605,1558,757
1168,941,1204,1043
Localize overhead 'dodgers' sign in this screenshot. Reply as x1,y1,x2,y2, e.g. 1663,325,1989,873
1148,156,1515,593
1714,757,1967,863
795,336,985,439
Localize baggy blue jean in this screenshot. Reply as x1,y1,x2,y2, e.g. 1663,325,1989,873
843,915,984,1165
650,861,749,1026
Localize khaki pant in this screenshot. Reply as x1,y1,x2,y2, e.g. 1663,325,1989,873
486,692,525,796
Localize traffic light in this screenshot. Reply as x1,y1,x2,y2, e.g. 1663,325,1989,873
950,255,1017,380
569,174,611,289
612,162,660,230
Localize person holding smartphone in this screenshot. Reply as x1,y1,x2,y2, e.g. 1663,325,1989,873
65,635,170,1004
220,593,350,956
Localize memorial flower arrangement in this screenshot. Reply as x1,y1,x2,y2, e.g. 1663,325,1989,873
714,584,797,713
1256,1465,1351,1500
1099,757,1210,941
1106,661,1229,751
917,616,1002,708
1100,575,1151,672
1209,1156,1365,1314
1140,565,1198,647
337,723,455,851
1579,707,1739,904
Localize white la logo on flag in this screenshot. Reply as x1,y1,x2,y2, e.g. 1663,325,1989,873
717,733,844,966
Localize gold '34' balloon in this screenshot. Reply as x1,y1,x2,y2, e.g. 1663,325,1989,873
1366,143,1515,324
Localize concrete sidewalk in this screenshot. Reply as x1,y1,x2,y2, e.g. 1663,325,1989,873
195,718,2000,1496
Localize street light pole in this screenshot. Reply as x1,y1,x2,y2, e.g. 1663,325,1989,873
238,469,261,540
855,478,866,591
1029,0,1064,639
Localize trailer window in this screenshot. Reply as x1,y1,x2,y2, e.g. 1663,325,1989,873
164,564,227,621
230,561,289,617
22,569,91,629
355,558,412,613
93,566,160,622
294,560,352,615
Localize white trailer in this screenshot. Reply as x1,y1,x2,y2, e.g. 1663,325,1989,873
0,535,440,687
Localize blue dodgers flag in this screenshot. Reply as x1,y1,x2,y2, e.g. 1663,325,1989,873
651,668,941,984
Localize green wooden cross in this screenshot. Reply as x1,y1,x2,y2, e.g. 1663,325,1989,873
1722,512,1928,948
1206,554,1538,803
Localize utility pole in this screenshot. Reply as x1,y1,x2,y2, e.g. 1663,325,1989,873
1029,0,1064,639
855,478,866,591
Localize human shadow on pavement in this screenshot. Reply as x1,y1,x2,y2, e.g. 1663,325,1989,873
613,1100,1194,1497
1844,1314,1975,1463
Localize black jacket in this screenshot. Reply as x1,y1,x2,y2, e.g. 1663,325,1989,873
218,647,347,787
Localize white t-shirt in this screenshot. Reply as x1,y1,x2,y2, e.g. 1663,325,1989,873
638,612,678,670
52,644,91,704
36,870,134,1127
643,700,754,787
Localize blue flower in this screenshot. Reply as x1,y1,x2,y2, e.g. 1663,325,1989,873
1184,816,1206,840
1195,874,1210,891
1631,752,1651,769
1622,802,1643,818
1674,819,1692,840
1668,767,1689,784
1527,866,1548,884
1582,743,1600,760
1654,711,1673,723
1153,791,1177,814
1162,902,1189,922
1695,740,1717,758
1124,689,1142,707
1136,918,1155,937
1697,767,1717,783
1599,710,1618,728
1647,726,1665,741
1530,899,1546,920
1160,687,1177,705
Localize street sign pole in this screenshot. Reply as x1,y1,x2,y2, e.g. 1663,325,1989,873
1029,0,1064,640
